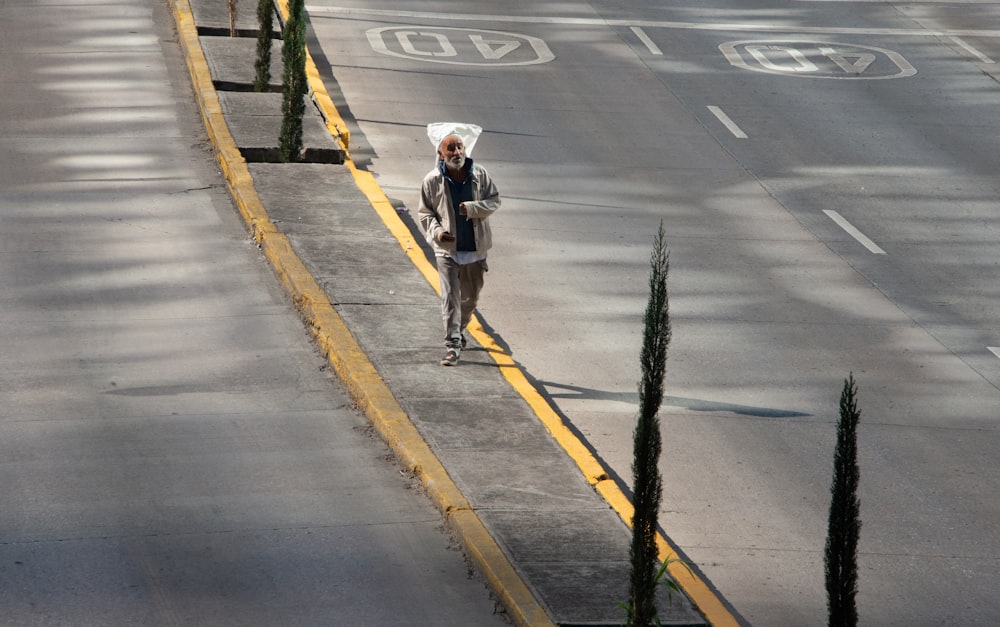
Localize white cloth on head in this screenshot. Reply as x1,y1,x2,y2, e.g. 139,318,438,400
427,122,482,156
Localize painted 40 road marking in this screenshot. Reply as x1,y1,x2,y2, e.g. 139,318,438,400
721,40,916,79
367,26,554,66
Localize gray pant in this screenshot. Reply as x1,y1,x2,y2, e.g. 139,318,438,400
436,255,486,347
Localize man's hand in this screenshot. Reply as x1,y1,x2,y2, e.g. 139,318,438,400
440,232,455,242
458,202,468,216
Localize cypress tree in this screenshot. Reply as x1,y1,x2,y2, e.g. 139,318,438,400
253,0,274,92
825,374,862,627
279,0,307,162
629,220,671,626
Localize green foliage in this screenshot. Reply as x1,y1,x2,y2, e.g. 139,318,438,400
279,0,307,162
825,374,862,627
620,556,689,627
639,220,671,422
253,0,274,92
628,220,671,626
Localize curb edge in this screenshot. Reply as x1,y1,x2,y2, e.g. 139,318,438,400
265,5,740,625
169,1,555,625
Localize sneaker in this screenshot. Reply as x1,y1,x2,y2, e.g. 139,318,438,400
460,334,468,349
440,349,459,366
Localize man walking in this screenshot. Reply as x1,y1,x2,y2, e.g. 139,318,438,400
418,123,501,366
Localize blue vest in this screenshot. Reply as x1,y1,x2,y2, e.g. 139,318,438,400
441,159,476,252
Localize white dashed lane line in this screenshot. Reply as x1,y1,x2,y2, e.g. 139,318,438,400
631,27,663,55
707,105,748,139
823,210,887,255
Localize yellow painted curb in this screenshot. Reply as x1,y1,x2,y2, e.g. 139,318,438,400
171,0,273,242
451,509,554,626
169,1,553,625
272,0,350,152
476,327,738,626
283,11,741,627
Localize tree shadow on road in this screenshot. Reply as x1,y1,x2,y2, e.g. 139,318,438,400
538,380,811,419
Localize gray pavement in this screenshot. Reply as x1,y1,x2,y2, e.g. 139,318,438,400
0,0,508,624
299,4,1000,626
172,0,723,625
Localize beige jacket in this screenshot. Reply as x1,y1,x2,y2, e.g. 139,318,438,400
417,161,500,257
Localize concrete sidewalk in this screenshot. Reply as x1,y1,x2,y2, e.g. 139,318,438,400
173,0,731,625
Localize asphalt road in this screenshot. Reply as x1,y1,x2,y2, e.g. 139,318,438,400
0,0,507,624
306,2,1000,624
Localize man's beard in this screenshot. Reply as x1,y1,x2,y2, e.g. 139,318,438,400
446,154,466,170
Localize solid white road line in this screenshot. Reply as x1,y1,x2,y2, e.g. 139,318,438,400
799,0,999,3
631,27,663,55
823,210,887,255
305,6,1000,38
707,106,748,139
989,347,1000,360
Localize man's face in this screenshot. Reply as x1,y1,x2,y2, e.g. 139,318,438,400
438,135,466,170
